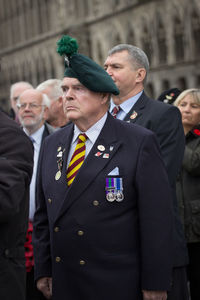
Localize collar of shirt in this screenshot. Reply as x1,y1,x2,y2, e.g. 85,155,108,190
72,112,108,146
24,125,45,149
67,112,108,166
110,90,143,120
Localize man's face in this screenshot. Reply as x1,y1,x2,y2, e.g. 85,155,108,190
40,87,60,123
61,77,108,131
104,50,142,98
18,90,46,133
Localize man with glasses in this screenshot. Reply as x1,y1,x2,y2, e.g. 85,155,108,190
9,81,33,123
17,89,55,300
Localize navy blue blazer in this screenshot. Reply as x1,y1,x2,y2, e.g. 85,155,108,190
33,113,173,300
124,92,188,267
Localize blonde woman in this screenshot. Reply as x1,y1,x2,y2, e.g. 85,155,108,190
174,88,200,300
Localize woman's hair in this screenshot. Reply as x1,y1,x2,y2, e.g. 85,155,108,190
173,88,200,107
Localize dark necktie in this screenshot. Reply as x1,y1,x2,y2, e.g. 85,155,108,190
111,106,120,119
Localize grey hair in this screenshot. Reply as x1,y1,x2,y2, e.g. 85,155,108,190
173,88,200,107
37,79,62,101
42,93,51,108
10,81,33,98
108,44,149,73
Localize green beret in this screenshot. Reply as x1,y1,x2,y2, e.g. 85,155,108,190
57,35,119,95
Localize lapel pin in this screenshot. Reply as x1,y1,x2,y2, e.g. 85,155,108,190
55,170,61,180
95,151,102,157
130,111,138,119
97,145,105,151
57,151,63,158
103,153,109,159
109,146,114,151
57,146,62,152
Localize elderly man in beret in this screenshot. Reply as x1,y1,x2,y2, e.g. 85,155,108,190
33,36,174,300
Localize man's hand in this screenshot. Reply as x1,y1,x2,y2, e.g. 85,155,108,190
142,290,167,300
37,277,52,299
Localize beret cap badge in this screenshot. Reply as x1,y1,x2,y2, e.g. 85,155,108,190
56,35,119,95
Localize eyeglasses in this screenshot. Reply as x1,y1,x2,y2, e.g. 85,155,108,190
17,103,45,110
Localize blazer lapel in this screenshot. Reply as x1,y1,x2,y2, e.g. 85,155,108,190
55,114,122,221
124,92,148,123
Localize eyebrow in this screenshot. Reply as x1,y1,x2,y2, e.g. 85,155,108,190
61,83,84,89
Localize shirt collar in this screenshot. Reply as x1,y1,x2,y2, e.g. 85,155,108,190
72,112,108,144
110,90,143,114
24,124,45,145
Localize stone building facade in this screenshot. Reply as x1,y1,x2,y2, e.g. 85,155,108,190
0,0,200,111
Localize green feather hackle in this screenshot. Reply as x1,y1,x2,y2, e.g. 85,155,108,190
56,35,78,57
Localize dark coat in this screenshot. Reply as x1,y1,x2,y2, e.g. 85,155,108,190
124,92,188,267
33,113,173,300
0,111,33,300
176,126,200,243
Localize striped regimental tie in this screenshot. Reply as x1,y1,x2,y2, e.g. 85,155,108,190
66,133,88,186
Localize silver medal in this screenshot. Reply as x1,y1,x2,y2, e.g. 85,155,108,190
115,191,124,202
106,191,116,202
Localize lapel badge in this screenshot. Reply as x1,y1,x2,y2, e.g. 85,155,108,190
109,146,114,151
103,153,109,159
97,145,105,151
130,111,138,120
55,147,65,181
55,170,61,180
57,151,63,158
95,151,102,157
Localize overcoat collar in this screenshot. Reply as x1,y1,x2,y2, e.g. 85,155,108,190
54,113,122,221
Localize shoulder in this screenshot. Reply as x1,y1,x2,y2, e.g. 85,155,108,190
144,93,179,114
111,114,156,141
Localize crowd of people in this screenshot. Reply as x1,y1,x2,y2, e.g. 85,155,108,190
0,35,200,300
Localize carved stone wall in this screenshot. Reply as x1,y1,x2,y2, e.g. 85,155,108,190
0,0,200,111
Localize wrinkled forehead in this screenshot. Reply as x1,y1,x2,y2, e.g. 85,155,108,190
19,90,43,104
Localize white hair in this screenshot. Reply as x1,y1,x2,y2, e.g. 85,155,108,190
37,79,62,101
10,81,33,98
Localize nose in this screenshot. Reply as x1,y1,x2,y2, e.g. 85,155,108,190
106,66,112,76
62,88,74,100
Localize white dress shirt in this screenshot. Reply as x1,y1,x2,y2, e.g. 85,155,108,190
109,90,143,120
24,125,44,221
67,112,108,167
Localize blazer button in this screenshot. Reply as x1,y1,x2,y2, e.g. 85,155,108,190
80,260,85,266
54,227,59,232
55,256,61,262
77,230,84,236
93,200,99,206
48,198,52,204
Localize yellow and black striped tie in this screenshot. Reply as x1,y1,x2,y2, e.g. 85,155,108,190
66,134,87,186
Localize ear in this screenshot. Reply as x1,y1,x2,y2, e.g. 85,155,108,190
101,93,109,104
43,106,49,120
135,68,146,83
57,96,63,106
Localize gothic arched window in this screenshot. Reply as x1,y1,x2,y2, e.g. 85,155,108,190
157,19,167,64
191,11,200,57
141,24,152,64
173,16,184,61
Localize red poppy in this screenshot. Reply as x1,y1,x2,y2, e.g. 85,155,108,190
193,129,200,136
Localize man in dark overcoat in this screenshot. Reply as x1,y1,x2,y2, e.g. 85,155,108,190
104,44,189,300
33,35,174,300
0,110,33,300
